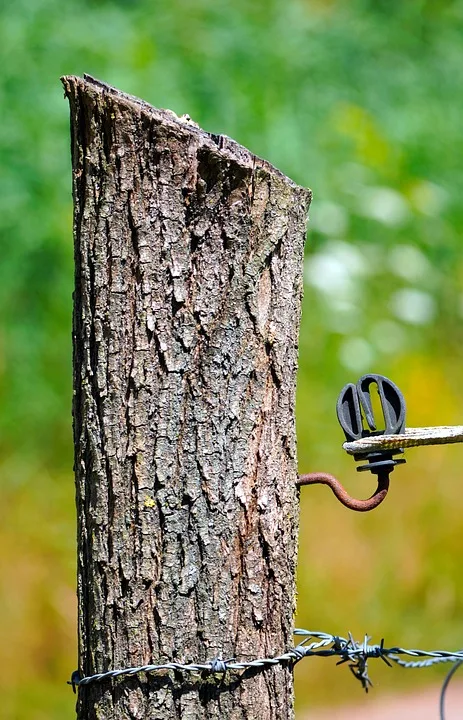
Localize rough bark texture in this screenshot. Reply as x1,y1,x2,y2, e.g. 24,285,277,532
63,74,311,720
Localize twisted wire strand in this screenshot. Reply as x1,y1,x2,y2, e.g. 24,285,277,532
69,629,463,698
71,637,333,689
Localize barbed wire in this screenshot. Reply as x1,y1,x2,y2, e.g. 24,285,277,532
69,628,463,716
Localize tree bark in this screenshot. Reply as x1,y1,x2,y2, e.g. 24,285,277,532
63,74,311,720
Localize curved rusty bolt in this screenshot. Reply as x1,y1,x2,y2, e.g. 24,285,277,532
296,471,390,512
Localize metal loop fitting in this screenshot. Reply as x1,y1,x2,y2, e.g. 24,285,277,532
297,373,407,512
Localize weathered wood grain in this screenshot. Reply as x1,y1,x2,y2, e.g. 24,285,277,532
63,74,311,719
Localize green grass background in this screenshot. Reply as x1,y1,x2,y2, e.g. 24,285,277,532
2,0,463,716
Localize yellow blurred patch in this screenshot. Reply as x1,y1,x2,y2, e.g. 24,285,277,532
332,102,392,169
390,355,460,426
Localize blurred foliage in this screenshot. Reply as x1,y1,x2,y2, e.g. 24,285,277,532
1,0,463,717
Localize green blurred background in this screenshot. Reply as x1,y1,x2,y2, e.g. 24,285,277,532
2,0,463,717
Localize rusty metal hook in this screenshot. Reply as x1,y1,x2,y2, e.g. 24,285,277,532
296,471,390,512
297,374,406,512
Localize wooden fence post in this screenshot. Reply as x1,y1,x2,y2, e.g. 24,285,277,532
63,74,311,719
